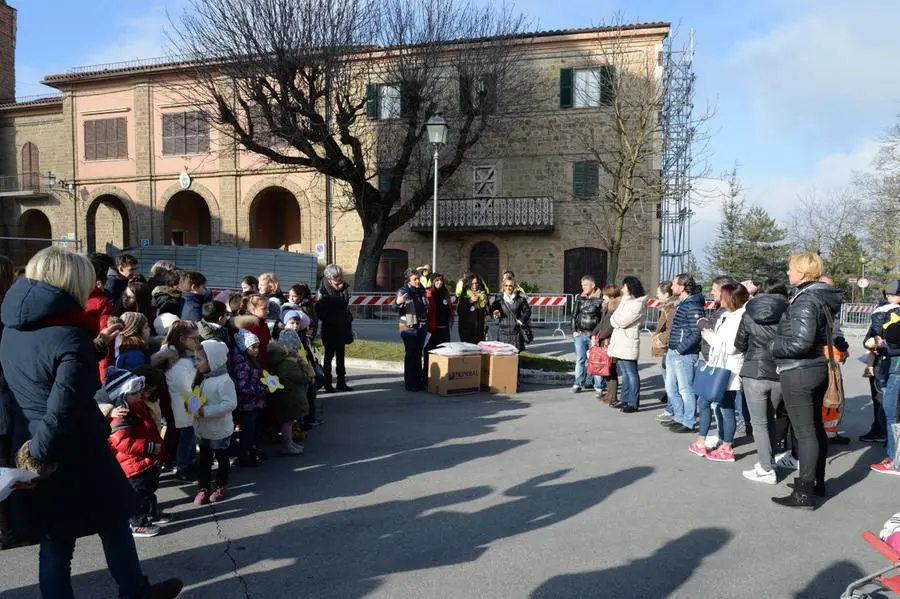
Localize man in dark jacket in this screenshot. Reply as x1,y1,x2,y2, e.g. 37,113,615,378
315,264,354,393
106,253,138,306
663,273,707,433
860,280,900,443
571,275,605,394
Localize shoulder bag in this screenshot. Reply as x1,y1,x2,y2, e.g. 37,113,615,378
821,305,845,410
587,338,614,377
693,336,730,403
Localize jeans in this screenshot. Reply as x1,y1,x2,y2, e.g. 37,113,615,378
401,326,428,390
198,437,232,491
876,355,893,436
665,350,698,428
743,378,783,469
573,334,599,389
735,390,751,430
884,372,900,461
323,343,346,385
234,410,259,458
175,426,196,471
127,465,160,527
699,390,737,443
781,365,829,485
616,359,640,407
39,519,145,599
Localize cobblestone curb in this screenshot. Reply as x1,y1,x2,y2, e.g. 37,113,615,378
345,358,573,386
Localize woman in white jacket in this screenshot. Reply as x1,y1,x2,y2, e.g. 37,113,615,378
194,340,237,505
689,283,749,463
608,276,648,413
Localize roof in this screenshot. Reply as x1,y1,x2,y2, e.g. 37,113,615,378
0,94,64,112
43,21,670,86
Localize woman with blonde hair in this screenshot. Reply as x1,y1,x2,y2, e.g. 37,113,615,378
0,247,181,597
770,252,842,509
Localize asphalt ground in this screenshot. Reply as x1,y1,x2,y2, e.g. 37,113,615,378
0,344,894,599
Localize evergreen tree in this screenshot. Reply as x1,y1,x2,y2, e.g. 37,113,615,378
740,206,792,282
824,233,867,296
706,168,746,278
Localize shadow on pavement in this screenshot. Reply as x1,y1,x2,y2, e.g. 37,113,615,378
530,527,732,598
794,559,885,599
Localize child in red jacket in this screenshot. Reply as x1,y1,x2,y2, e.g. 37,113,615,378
106,367,169,539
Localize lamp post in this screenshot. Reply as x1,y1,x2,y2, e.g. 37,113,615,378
426,114,448,272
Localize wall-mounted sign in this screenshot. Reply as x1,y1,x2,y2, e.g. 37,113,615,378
140,239,151,247
179,171,191,190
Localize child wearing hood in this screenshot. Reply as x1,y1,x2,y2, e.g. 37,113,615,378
269,329,312,455
232,329,268,466
193,340,237,504
283,310,323,428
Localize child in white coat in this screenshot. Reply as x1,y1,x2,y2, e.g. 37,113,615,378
193,340,237,504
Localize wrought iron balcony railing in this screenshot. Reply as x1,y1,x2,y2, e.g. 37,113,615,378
0,174,49,196
409,196,554,232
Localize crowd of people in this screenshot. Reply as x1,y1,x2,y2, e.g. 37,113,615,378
570,252,900,510
0,247,356,598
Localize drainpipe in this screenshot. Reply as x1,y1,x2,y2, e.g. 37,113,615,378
69,87,78,247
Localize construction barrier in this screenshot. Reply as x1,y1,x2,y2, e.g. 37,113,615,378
841,303,875,329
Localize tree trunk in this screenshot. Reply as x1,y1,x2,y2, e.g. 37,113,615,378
353,220,390,292
608,212,626,284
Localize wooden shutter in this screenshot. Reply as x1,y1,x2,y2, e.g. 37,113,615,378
162,113,175,155
115,117,127,159
458,74,472,112
185,112,199,154
366,84,379,119
480,74,498,112
573,161,586,198
197,112,210,153
560,68,574,109
378,169,391,192
600,66,615,106
585,160,599,196
84,120,96,160
96,119,109,160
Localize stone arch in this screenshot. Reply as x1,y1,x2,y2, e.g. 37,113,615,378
83,186,138,250
248,186,303,251
242,178,312,247
16,209,52,265
460,236,511,291
159,181,221,245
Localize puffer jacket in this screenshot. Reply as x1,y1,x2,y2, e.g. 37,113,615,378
608,295,646,361
594,297,620,343
572,292,604,335
771,281,843,372
735,294,788,381
268,344,311,422
315,280,353,347
152,285,183,317
704,307,746,391
667,293,706,355
194,340,237,442
154,346,197,429
867,301,900,344
109,400,164,479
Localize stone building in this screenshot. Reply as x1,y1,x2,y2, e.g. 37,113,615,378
0,3,666,293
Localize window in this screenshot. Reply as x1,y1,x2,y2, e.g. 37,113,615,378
469,241,500,292
366,83,410,120
20,142,39,190
572,160,600,199
473,166,496,197
564,247,608,294
459,73,498,113
377,168,396,193
376,249,409,292
559,66,615,109
84,117,128,160
162,111,210,156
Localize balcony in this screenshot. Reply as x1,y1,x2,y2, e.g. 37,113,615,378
409,196,554,233
0,174,52,198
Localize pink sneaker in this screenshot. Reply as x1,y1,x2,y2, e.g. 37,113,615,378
209,486,228,503
870,458,900,476
688,441,707,457
194,489,210,505
706,447,735,463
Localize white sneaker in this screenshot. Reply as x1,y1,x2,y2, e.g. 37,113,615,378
571,385,582,394
742,462,777,485
280,444,303,456
775,451,799,470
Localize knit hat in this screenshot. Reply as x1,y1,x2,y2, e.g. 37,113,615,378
278,329,301,352
235,328,260,352
104,367,145,405
885,280,900,297
120,312,148,338
154,313,179,335
281,310,310,333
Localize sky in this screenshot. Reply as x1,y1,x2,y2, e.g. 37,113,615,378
12,0,900,263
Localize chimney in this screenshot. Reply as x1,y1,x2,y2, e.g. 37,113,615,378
0,1,15,103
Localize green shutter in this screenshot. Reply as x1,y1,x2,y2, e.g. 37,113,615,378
458,74,472,112
573,161,585,198
586,160,600,196
560,68,573,109
600,66,615,106
366,83,379,119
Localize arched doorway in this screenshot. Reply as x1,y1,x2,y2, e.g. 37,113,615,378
469,241,500,291
164,191,212,246
87,194,131,253
376,249,408,291
249,187,301,250
20,142,39,191
18,209,51,265
564,247,608,295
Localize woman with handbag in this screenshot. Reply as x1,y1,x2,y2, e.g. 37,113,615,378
491,276,533,351
689,283,748,463
395,269,430,392
608,277,647,413
770,253,842,509
652,282,676,411
594,285,621,404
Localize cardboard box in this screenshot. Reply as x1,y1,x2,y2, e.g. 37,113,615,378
481,354,519,394
427,354,482,396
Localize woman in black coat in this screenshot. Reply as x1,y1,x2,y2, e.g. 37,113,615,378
395,268,429,391
0,247,181,598
315,264,354,393
491,277,533,351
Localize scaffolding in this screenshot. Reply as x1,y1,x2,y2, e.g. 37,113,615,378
659,30,697,280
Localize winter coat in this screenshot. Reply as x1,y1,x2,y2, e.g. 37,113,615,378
652,297,677,358
867,302,900,344
233,315,271,368
198,319,231,347
667,293,706,355
268,345,310,422
108,400,164,479
395,283,429,328
771,281,843,372
155,347,197,429
231,346,267,411
105,270,128,306
194,341,237,442
114,338,150,371
151,285,183,317
700,305,725,360
572,292,605,335
735,294,789,381
0,279,137,540
86,287,115,382
181,291,205,322
458,288,489,344
315,280,353,347
426,287,455,333
594,297,621,343
0,313,8,437
298,298,318,342
608,295,646,361
491,293,532,351
703,307,746,391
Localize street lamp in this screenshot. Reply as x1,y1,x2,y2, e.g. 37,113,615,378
426,114,448,272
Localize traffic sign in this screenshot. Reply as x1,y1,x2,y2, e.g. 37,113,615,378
848,277,858,285
140,239,151,247
315,243,325,257
858,277,870,289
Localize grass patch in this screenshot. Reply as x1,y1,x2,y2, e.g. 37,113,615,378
344,339,574,373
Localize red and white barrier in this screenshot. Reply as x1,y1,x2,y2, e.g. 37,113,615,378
529,296,567,307
349,294,395,306
845,305,874,314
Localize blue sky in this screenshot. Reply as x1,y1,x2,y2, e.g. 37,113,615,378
13,0,900,260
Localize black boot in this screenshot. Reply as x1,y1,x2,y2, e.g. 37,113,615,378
336,378,353,392
788,480,826,497
323,378,335,394
772,478,816,510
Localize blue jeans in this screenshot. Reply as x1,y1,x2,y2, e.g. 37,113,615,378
234,410,259,457
699,390,737,443
885,372,900,461
617,359,640,407
39,519,145,598
573,334,599,389
665,350,698,428
175,426,196,471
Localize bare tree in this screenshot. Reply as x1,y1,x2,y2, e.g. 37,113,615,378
167,0,536,290
786,187,866,255
855,123,900,281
